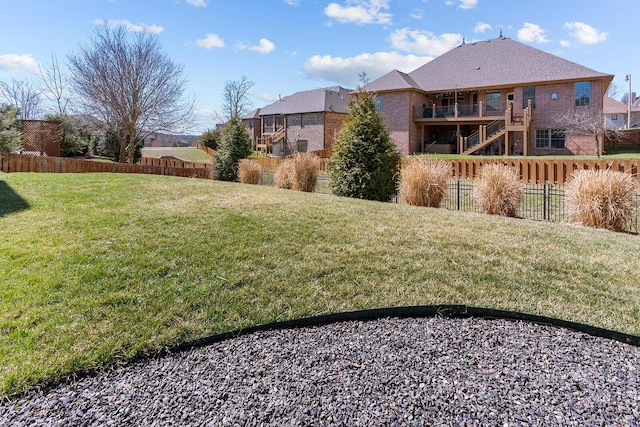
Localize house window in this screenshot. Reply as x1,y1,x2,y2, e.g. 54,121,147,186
300,114,305,128
375,95,384,111
535,129,566,149
611,114,618,120
485,92,501,113
523,86,535,108
575,82,591,106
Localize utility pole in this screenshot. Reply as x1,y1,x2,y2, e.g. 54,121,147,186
625,74,631,129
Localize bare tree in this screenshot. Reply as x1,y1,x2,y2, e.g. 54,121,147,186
221,76,254,121
0,78,43,119
554,106,626,159
67,24,194,163
39,54,71,116
606,83,621,101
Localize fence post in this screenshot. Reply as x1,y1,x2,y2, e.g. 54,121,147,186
456,179,461,211
543,182,549,221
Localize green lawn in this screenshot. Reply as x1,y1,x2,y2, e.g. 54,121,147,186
1,172,639,396
141,147,212,162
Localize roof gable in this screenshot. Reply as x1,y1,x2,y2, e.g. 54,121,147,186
259,86,352,116
367,37,612,93
364,69,421,92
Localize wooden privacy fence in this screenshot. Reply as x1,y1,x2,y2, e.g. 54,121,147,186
439,158,640,185
196,143,217,157
249,157,330,173
249,156,640,184
0,153,213,179
20,120,62,157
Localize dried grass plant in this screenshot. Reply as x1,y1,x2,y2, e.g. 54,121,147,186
238,159,263,185
565,169,638,231
274,158,294,189
399,159,451,207
275,153,321,192
473,163,523,217
291,152,321,192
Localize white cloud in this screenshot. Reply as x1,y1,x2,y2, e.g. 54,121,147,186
474,22,491,34
186,0,207,7
410,8,424,19
95,19,164,34
559,39,571,48
196,33,225,49
459,0,478,9
283,0,300,5
249,38,276,54
324,0,392,25
445,0,477,9
236,39,276,54
517,22,549,43
564,22,608,45
389,28,462,56
304,51,431,87
0,53,40,75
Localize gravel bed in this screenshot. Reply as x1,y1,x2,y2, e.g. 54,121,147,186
2,316,640,426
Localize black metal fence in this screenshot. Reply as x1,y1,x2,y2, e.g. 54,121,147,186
441,179,639,232
258,172,640,232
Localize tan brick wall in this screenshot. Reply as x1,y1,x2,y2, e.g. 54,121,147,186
377,91,422,156
526,80,605,156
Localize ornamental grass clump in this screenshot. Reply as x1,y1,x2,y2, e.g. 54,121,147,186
565,169,638,232
291,152,321,192
238,159,263,185
274,159,294,190
399,159,451,207
275,153,322,192
473,163,523,217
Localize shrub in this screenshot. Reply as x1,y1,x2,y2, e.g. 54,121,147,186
214,116,252,181
565,169,638,231
473,163,523,217
0,105,21,153
274,158,294,190
400,158,451,207
238,159,262,185
199,128,221,151
329,88,400,201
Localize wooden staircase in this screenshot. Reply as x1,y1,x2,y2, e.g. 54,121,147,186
461,100,533,156
462,120,505,155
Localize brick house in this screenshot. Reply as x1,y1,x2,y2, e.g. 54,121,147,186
246,86,351,156
364,36,614,157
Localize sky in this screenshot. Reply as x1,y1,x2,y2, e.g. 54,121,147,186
0,0,638,134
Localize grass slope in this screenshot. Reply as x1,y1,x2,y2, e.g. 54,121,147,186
1,172,639,396
141,147,212,162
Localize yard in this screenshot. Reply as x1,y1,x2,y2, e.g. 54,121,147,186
1,172,639,396
141,147,212,162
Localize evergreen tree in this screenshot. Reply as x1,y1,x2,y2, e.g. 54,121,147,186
214,116,252,181
329,89,400,201
0,105,22,153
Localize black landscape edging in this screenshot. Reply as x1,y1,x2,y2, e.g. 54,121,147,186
17,304,639,399
165,304,640,357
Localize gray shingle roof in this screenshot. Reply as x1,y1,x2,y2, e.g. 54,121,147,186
258,86,352,116
365,70,421,92
367,37,613,93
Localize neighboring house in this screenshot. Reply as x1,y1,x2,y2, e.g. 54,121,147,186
604,94,640,129
144,132,199,147
241,108,261,145
604,96,629,129
247,86,351,156
364,36,614,157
